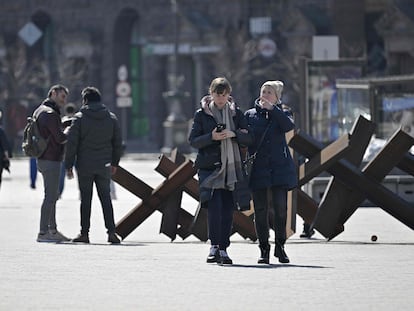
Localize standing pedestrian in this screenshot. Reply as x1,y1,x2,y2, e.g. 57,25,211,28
245,80,297,264
30,157,37,189
36,84,70,242
0,118,11,190
28,103,40,189
189,77,253,265
65,86,123,244
59,103,78,197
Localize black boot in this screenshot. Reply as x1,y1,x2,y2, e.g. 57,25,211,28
258,244,270,264
300,223,315,238
274,243,289,263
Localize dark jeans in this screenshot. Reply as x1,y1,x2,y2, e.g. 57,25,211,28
252,186,287,246
207,189,234,250
30,157,37,188
77,167,116,235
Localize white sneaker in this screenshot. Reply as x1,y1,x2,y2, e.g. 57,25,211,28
206,245,219,263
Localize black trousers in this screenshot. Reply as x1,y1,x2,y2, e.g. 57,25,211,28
252,186,287,246
77,167,116,235
207,189,234,250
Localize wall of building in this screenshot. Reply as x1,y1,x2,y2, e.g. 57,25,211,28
0,0,413,153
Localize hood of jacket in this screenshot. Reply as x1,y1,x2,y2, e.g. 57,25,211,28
200,95,237,117
80,101,111,120
42,98,61,115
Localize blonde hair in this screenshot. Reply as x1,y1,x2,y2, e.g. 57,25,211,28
261,80,284,101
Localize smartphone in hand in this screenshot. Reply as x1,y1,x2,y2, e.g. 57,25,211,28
216,123,226,133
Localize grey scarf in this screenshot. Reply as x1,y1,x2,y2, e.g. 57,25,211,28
200,101,243,191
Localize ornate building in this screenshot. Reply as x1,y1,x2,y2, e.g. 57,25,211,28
0,0,413,152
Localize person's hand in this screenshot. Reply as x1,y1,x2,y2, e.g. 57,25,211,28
212,128,235,140
223,129,236,138
66,168,74,179
260,97,275,110
111,166,117,175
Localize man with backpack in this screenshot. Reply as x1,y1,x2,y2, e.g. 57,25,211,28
35,84,70,243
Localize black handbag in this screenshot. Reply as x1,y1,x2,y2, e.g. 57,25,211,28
233,176,251,211
242,121,272,179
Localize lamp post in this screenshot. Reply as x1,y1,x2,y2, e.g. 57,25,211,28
161,0,190,154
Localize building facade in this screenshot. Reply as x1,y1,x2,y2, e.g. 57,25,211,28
0,0,413,153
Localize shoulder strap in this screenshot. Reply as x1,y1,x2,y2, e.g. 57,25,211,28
33,105,54,120
250,121,272,158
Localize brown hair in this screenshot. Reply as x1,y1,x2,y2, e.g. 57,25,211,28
47,84,69,97
209,77,232,95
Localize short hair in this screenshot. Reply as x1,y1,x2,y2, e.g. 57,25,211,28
81,86,101,102
209,77,232,95
47,84,69,97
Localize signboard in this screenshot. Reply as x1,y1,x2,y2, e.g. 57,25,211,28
312,36,339,61
116,97,132,108
18,22,42,46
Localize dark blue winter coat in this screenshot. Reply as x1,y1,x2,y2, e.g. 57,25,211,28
244,100,297,191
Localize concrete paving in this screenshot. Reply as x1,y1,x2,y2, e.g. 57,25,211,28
0,156,413,311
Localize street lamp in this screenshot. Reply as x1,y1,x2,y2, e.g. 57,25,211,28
161,0,190,154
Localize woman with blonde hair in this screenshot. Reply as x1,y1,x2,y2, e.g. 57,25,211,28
245,80,297,264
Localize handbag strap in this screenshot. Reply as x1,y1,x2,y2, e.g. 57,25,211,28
249,121,272,159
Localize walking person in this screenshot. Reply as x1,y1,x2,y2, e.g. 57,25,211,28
189,77,253,265
36,84,70,242
65,86,123,244
245,80,297,264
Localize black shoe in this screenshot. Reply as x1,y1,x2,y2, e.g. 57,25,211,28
72,233,90,243
206,246,220,263
108,233,121,244
274,244,290,263
217,250,233,265
258,244,270,264
300,224,315,238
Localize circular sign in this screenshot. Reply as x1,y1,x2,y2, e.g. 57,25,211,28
116,81,131,97
258,38,277,58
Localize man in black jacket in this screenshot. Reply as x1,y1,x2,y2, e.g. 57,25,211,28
65,86,123,244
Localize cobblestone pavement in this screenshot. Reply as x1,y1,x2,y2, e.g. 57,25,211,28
0,157,413,310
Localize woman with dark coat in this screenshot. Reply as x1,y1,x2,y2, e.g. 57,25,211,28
189,77,253,265
245,80,297,264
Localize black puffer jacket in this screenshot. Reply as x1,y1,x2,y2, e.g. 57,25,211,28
64,101,123,174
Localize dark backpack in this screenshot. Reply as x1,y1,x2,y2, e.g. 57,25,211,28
22,105,52,158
